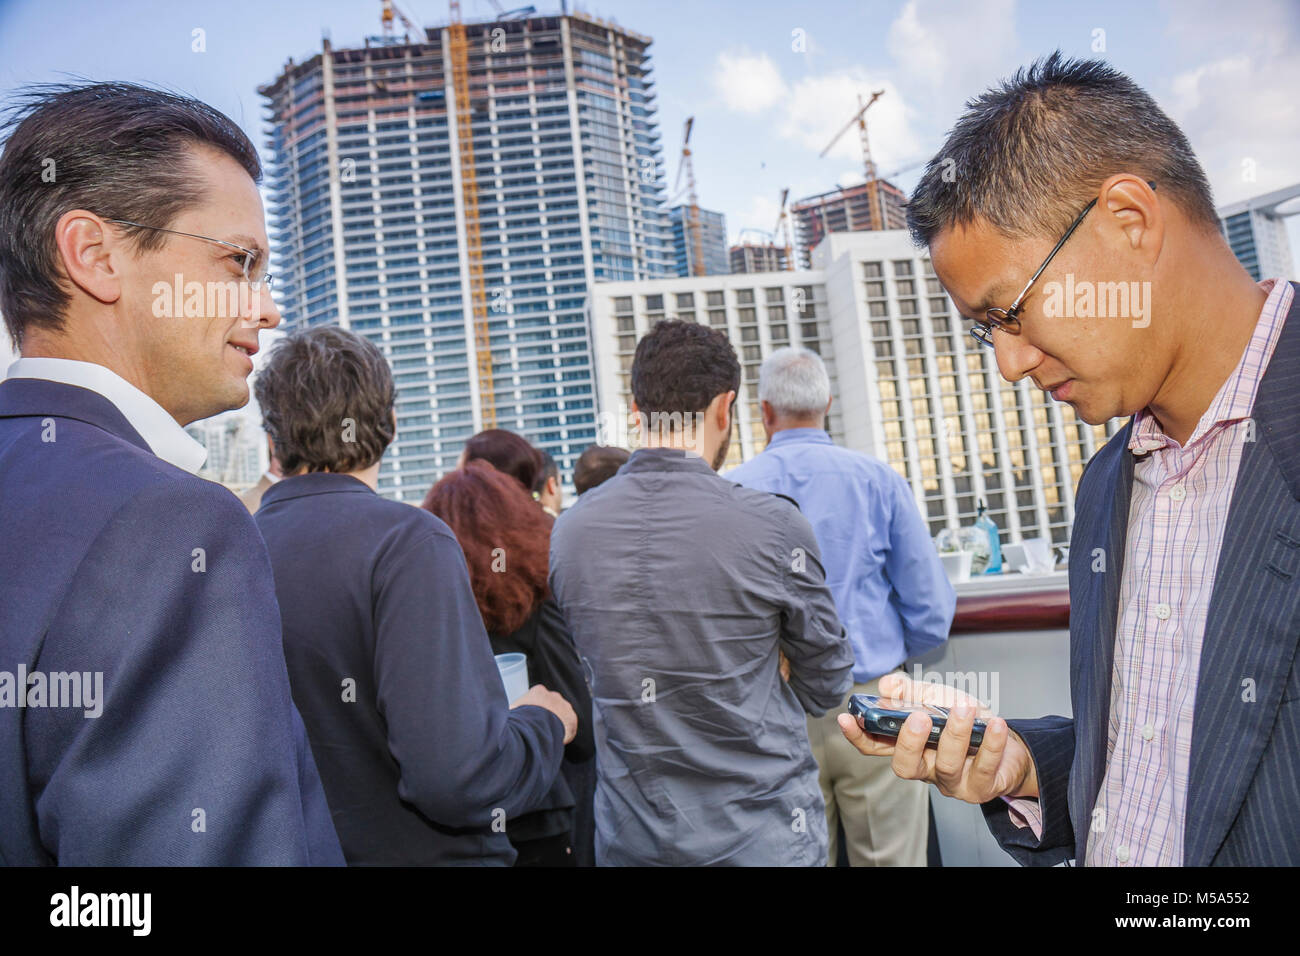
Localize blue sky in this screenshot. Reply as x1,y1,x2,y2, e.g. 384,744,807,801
1,0,1298,258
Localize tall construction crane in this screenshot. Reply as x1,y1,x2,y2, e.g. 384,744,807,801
819,89,886,231
673,117,706,276
772,187,793,271
448,0,496,427
380,0,420,39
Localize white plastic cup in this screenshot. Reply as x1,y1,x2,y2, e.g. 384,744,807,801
495,652,529,703
940,550,972,583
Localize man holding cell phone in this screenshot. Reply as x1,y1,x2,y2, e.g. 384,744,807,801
840,53,1300,866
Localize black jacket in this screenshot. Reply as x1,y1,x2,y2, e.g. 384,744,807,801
490,597,596,850
256,473,566,865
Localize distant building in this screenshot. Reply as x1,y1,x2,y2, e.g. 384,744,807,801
259,12,674,502
591,230,1124,546
669,205,728,276
186,412,266,493
1218,183,1300,280
791,179,908,268
729,242,790,274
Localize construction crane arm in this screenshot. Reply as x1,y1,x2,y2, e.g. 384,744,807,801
819,89,883,158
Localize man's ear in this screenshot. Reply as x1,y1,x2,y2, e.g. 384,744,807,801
54,210,123,306
1099,174,1162,263
547,475,560,496
716,389,736,431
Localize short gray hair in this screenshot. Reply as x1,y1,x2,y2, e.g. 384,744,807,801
758,346,830,418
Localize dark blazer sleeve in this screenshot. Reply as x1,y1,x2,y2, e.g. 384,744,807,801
979,715,1077,866
28,480,344,865
371,528,566,829
529,598,595,763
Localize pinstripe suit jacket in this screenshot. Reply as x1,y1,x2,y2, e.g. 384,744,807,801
981,281,1300,866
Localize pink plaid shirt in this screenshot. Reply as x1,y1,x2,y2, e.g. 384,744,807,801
1004,278,1293,864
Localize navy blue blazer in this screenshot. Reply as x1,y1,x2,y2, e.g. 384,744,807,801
982,283,1300,866
0,378,344,865
255,473,567,865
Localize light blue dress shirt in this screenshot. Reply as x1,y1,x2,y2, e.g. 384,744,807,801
727,428,955,683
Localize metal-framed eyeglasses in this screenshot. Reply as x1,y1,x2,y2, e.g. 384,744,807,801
103,218,273,292
968,181,1156,348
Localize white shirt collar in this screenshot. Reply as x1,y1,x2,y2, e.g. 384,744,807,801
4,357,207,474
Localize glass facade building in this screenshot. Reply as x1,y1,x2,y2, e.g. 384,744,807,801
1216,183,1300,282
668,204,728,276
259,14,673,501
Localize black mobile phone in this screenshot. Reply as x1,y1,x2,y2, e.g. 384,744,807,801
848,694,986,749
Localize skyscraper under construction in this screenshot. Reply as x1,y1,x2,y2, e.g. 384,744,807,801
260,11,674,501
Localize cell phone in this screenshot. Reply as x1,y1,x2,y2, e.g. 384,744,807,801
847,694,986,749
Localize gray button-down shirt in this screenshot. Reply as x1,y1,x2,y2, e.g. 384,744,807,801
550,446,854,865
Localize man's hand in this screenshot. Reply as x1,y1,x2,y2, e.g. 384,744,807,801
512,683,578,745
779,650,791,683
837,672,1037,803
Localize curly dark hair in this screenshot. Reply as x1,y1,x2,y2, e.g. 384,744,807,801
253,326,396,474
630,319,740,422
422,459,551,637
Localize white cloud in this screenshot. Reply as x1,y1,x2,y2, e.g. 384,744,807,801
1160,0,1300,206
886,0,1018,115
712,51,788,114
729,192,785,247
776,70,925,184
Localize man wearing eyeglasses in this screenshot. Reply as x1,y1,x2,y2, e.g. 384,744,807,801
839,53,1299,866
0,83,343,864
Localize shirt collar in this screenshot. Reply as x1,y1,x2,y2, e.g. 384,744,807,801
622,446,719,475
765,427,833,448
1129,277,1293,455
260,471,375,506
5,356,207,473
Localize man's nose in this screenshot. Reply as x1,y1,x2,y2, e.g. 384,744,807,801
246,285,282,330
992,330,1041,383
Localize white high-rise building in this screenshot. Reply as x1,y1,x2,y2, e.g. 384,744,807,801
590,230,1125,546
1218,183,1300,281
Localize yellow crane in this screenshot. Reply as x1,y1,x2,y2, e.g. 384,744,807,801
447,0,496,427
380,0,420,39
773,187,793,271
673,117,706,276
819,89,886,231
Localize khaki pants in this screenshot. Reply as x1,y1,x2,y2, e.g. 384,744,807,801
806,675,930,866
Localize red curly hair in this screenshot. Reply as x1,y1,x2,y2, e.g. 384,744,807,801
422,459,552,636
